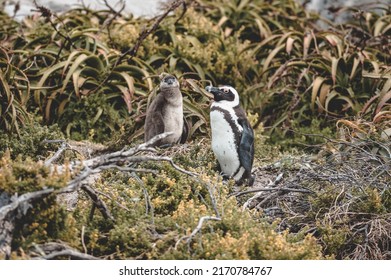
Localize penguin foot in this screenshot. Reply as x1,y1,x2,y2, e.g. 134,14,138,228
235,174,255,187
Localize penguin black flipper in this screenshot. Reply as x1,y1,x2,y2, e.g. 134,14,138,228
144,94,165,146
238,116,254,174
180,116,189,144
145,112,165,146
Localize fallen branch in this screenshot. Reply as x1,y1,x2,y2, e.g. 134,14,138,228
59,133,197,193
44,141,69,166
93,188,131,212
142,187,155,224
241,173,284,210
0,189,54,221
234,186,312,197
81,185,115,221
187,216,221,240
0,189,53,258
34,249,98,260
31,242,98,260
81,225,87,254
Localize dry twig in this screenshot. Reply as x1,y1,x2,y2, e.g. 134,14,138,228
175,216,221,249
101,0,126,41
31,242,98,260
81,185,115,221
243,134,391,259
32,0,76,62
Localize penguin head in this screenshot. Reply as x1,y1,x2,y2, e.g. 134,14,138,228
205,85,239,107
160,74,179,90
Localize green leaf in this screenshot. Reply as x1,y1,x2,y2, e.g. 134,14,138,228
262,44,285,75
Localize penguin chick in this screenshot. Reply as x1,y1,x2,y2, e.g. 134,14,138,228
144,74,184,147
206,85,255,186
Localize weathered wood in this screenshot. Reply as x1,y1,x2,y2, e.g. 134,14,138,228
31,242,98,260
0,211,14,259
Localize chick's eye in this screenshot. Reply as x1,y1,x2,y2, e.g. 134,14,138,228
223,88,229,93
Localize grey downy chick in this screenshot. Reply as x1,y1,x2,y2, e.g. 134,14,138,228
144,74,185,147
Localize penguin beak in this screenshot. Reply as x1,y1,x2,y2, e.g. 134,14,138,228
165,77,175,85
205,86,221,99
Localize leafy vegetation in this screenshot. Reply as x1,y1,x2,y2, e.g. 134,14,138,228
0,0,390,260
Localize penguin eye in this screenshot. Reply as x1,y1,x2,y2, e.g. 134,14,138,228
223,88,229,94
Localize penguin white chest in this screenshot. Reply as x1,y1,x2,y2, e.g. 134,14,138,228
163,104,183,143
210,110,240,176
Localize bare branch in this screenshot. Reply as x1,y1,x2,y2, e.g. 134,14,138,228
1,132,195,223
0,189,54,221
31,242,98,260
102,0,125,15
44,141,69,166
93,188,131,212
81,185,115,221
241,173,284,210
142,187,155,224
188,216,221,239
34,249,98,260
101,0,126,41
175,216,221,249
32,0,76,62
54,132,176,192
235,186,312,197
0,189,49,258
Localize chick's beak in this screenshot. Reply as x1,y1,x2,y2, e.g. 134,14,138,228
165,77,175,85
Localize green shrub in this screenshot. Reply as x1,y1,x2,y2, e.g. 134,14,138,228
0,119,64,160
0,155,77,259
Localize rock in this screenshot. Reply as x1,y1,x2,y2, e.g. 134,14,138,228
300,0,390,24
2,0,160,20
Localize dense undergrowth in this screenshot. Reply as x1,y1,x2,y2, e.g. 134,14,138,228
0,0,390,259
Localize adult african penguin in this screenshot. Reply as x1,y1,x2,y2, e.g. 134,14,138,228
206,85,255,186
144,74,186,147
